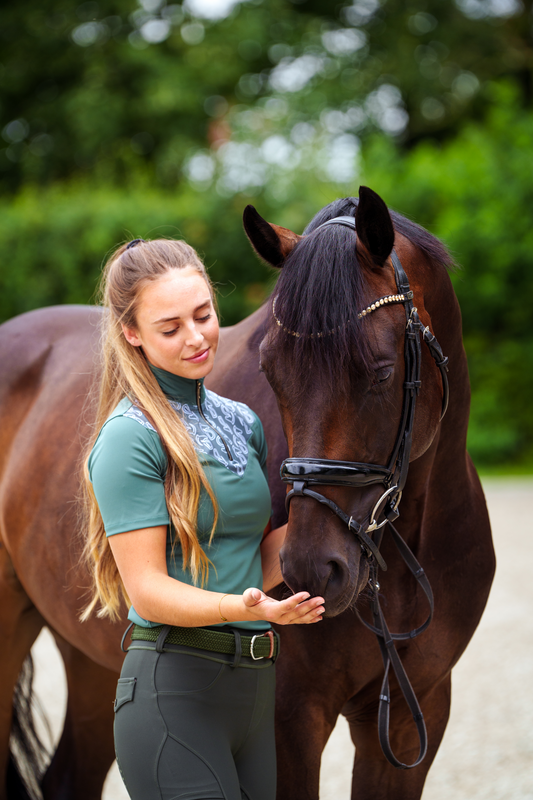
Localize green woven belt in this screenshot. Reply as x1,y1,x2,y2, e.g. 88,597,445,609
131,624,278,660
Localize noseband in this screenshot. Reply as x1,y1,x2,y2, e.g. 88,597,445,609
276,215,450,769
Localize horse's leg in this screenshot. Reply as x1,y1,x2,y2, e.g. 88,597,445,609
0,543,45,800
274,634,344,800
345,675,452,800
41,633,118,800
275,693,336,800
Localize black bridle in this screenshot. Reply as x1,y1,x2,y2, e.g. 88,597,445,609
277,215,450,769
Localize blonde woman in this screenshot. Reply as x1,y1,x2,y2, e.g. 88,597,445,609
82,238,324,800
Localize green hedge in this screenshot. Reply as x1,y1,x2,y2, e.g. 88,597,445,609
0,180,276,326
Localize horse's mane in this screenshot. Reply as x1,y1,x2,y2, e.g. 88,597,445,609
268,196,453,390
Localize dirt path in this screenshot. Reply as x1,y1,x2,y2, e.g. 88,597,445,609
31,479,533,799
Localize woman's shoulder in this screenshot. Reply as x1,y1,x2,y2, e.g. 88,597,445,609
89,399,165,475
97,399,159,440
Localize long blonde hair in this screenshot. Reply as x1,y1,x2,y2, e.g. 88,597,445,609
81,239,218,621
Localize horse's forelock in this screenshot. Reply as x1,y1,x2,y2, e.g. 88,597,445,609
268,207,373,390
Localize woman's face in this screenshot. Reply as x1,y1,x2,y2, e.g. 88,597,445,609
122,267,219,380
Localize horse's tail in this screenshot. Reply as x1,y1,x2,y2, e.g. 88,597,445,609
7,654,51,800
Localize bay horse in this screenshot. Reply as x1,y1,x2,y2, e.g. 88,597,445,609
0,186,494,800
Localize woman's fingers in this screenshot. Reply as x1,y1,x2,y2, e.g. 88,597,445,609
277,593,325,625
241,587,325,624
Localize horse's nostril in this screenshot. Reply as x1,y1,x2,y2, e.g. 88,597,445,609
326,559,346,593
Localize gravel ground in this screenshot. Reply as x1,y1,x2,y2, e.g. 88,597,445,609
31,479,533,799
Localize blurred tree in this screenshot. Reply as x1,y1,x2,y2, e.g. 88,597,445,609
2,0,533,193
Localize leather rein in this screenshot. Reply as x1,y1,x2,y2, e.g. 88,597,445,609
277,216,450,769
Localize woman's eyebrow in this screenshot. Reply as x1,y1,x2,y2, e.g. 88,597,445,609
152,299,211,325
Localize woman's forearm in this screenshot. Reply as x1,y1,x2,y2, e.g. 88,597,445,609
131,572,258,627
108,526,250,626
261,524,287,592
108,524,324,627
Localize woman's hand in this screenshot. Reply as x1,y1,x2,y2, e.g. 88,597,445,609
242,587,324,625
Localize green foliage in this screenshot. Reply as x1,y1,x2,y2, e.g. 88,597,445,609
3,0,533,193
0,0,327,190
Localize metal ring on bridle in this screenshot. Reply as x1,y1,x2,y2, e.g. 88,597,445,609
366,486,402,533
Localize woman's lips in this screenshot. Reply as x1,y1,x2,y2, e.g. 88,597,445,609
184,348,209,364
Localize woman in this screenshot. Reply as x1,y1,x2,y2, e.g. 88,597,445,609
82,238,324,800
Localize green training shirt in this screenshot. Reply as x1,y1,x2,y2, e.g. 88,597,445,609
89,365,272,631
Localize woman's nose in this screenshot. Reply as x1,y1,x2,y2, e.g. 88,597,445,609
185,323,203,347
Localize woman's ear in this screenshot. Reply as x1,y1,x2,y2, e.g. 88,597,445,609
121,323,142,347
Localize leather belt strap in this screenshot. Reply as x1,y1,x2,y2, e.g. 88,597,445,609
130,624,279,661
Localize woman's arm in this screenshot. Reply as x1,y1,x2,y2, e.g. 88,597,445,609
261,523,287,592
108,525,324,627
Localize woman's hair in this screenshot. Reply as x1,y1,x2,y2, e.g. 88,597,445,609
81,238,218,621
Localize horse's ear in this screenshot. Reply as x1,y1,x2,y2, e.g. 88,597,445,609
355,186,395,268
243,205,302,268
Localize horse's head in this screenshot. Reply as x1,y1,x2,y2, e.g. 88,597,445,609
244,186,454,616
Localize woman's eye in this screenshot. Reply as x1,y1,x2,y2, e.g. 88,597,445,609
162,328,178,336
197,313,211,322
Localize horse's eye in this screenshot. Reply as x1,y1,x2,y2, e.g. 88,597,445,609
373,368,392,385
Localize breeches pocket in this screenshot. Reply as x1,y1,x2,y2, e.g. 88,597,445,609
114,677,136,712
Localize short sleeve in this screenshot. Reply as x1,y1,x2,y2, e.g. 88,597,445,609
88,415,170,536
250,412,268,481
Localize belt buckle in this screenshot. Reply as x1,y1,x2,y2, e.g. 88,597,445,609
250,630,275,660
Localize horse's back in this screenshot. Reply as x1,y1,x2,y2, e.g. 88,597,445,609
0,304,101,410
0,304,101,477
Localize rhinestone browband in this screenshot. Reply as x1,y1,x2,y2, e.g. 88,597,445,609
272,291,414,339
